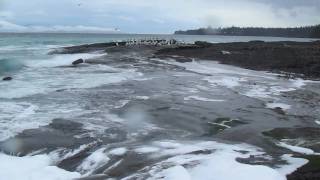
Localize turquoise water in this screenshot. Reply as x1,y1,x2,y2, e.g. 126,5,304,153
0,33,318,75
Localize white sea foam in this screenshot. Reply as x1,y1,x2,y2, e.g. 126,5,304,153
184,95,225,102
0,102,38,121
109,147,127,156
125,140,308,180
163,60,249,75
0,63,142,99
0,101,105,141
204,76,245,88
152,166,191,180
277,142,318,155
135,96,150,100
114,100,130,108
244,86,273,98
0,153,81,180
153,141,183,149
50,141,100,164
290,79,307,89
0,102,42,141
135,147,160,154
277,154,309,175
316,121,320,125
26,53,102,68
77,148,109,176
243,78,310,100
158,59,310,102
266,102,291,111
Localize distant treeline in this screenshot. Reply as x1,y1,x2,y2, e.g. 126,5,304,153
175,25,320,38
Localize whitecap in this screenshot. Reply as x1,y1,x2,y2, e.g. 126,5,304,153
184,95,225,102
0,102,41,141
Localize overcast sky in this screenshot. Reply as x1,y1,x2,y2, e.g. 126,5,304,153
0,0,319,33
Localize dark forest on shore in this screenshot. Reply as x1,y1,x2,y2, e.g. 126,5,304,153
175,25,320,38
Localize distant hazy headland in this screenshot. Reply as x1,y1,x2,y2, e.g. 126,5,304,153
175,25,320,38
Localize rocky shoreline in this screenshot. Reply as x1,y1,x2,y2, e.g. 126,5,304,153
156,40,320,180
46,39,320,180
155,40,320,80
49,39,320,80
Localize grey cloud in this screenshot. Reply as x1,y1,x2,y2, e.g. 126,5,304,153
0,0,319,33
252,0,320,9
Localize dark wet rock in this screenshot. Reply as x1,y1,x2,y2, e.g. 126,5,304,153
249,40,265,43
118,41,127,46
156,41,320,79
186,149,213,155
100,127,127,143
284,89,320,109
0,118,95,156
72,58,84,65
102,152,156,178
2,76,12,81
56,89,67,92
152,54,193,63
237,154,285,167
263,127,320,154
263,127,320,141
287,155,320,180
156,45,199,55
77,175,110,180
174,56,193,63
195,41,213,48
49,118,83,132
272,107,286,115
58,142,101,172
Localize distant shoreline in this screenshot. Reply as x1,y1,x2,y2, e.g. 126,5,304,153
175,25,320,39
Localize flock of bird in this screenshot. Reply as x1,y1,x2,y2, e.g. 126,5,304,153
121,38,181,46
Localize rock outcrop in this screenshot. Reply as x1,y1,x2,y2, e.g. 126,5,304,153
2,77,12,81
72,59,84,65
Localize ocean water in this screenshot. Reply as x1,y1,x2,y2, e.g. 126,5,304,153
0,33,317,75
0,33,319,180
0,33,316,101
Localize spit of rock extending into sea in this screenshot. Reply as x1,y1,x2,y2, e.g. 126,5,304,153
48,38,320,80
